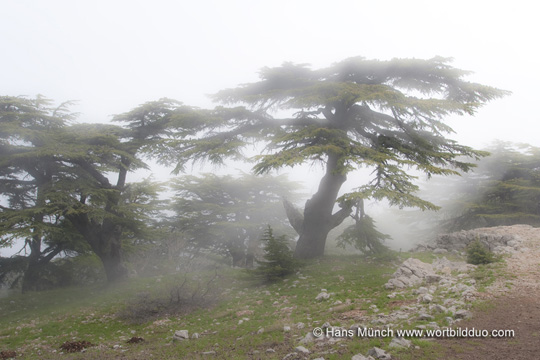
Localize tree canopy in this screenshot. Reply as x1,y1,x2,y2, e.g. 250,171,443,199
0,56,511,291
157,56,509,258
0,96,171,288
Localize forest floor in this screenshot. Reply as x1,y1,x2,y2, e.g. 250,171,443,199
1,226,540,359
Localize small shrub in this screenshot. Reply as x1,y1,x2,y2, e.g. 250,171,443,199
251,226,299,282
118,270,221,324
60,340,94,353
466,240,496,265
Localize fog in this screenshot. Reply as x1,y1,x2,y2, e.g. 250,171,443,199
3,1,538,144
4,4,540,360
1,2,539,262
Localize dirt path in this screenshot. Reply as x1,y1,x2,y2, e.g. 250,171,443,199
436,225,540,360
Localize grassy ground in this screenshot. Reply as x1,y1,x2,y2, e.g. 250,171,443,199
0,252,503,359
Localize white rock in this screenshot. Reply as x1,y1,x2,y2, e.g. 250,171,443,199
299,332,316,344
389,336,412,348
432,304,447,313
173,330,189,340
367,347,391,359
352,355,376,360
454,309,472,319
418,313,434,321
316,292,331,301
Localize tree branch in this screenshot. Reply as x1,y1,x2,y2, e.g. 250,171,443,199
330,203,353,229
282,198,304,235
71,159,112,188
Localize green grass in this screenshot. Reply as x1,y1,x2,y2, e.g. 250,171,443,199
470,260,507,292
0,252,499,359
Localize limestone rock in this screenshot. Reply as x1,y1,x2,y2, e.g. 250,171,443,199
173,330,189,341
299,332,316,344
367,347,391,359
385,258,436,289
454,309,472,319
316,291,331,301
352,355,376,360
389,336,412,348
418,313,434,321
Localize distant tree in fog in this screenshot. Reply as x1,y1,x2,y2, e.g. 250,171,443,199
167,173,299,267
444,142,540,230
157,56,509,259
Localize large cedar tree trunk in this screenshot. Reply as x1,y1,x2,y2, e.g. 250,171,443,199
68,162,130,283
293,154,351,259
69,213,128,283
87,223,128,283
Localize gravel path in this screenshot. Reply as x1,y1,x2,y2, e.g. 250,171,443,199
435,225,540,360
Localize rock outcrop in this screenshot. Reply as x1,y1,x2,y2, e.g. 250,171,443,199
384,258,438,289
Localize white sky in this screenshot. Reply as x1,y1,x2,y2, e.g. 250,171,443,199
2,0,537,146
1,0,539,254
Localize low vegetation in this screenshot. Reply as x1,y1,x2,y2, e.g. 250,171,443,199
0,250,508,360
466,240,499,265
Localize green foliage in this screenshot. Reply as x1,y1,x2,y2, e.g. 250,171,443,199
466,240,497,265
162,56,508,210
0,95,169,286
337,216,391,254
148,56,508,258
251,226,299,282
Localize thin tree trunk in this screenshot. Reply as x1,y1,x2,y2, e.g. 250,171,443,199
21,249,43,293
22,181,46,293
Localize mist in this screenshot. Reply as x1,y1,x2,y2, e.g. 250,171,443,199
1,2,540,359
